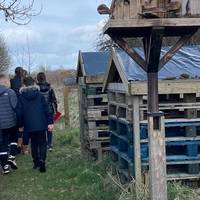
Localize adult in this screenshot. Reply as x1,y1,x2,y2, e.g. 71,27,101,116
36,72,57,151
10,67,23,98
0,74,18,174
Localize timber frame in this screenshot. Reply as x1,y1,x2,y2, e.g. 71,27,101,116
102,7,200,198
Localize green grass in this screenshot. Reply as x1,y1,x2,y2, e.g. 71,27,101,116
0,127,119,200
1,126,200,200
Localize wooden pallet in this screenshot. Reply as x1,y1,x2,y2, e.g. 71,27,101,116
88,130,110,141
87,107,108,119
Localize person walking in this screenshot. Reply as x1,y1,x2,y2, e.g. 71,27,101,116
10,67,24,153
10,67,23,98
36,72,57,151
0,74,18,174
17,76,54,172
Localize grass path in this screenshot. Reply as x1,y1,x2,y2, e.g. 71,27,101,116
0,128,118,200
1,127,200,200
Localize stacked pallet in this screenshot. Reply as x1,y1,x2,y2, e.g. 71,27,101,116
83,84,110,159
103,46,200,181
77,51,110,160
109,91,200,180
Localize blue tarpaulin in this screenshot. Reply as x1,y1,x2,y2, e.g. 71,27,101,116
116,46,200,81
82,52,110,76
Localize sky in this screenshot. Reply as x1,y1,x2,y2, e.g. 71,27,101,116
0,0,110,72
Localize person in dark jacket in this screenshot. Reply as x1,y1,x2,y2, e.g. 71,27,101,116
10,67,23,98
17,76,54,173
36,72,58,151
10,67,24,153
0,74,18,174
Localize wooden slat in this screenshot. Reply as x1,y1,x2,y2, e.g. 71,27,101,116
85,74,104,84
132,96,142,195
104,18,200,32
130,79,200,95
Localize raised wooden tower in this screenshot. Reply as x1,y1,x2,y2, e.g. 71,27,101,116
98,0,200,199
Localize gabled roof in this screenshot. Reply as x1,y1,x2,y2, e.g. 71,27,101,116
76,51,110,80
103,45,200,90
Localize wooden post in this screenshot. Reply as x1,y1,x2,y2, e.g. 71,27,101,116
146,28,167,200
64,86,70,127
148,114,167,200
132,95,142,195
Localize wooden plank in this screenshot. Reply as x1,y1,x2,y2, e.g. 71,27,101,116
130,79,200,95
86,74,104,84
159,33,196,70
114,37,147,71
123,0,130,20
107,83,127,93
148,115,167,200
104,18,200,30
132,95,142,195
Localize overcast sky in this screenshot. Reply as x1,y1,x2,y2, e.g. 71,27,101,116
0,0,110,72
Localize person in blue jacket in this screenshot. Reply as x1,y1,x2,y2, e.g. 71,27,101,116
0,74,18,174
17,76,54,173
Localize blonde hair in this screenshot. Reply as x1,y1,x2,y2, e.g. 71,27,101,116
0,74,10,87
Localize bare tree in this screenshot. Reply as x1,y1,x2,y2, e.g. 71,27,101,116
96,31,118,51
0,0,39,25
0,35,10,73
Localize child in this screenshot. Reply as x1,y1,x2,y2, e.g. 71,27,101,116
17,76,54,172
0,74,18,174
36,72,57,151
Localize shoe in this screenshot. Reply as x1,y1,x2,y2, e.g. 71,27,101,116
8,156,18,170
48,146,53,151
39,161,46,173
2,165,10,175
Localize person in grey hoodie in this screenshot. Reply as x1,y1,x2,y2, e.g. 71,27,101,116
0,74,18,174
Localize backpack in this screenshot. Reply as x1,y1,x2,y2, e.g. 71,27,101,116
40,89,54,113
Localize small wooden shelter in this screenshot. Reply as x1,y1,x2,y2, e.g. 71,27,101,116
77,50,110,160
98,0,200,199
103,46,200,192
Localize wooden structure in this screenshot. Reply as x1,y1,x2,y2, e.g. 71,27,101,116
63,77,79,128
77,51,110,160
104,47,200,189
98,1,200,199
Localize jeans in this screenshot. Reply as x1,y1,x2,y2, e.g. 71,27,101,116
30,131,47,164
23,132,30,145
47,131,52,147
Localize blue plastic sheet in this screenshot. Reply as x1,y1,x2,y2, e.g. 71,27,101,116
82,52,110,76
116,46,200,81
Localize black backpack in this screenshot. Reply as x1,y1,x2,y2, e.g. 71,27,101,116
40,89,54,113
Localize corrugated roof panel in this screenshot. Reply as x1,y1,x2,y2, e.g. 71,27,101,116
82,52,110,76
116,46,200,81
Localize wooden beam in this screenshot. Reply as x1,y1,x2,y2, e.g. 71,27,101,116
113,37,147,71
104,18,200,31
130,79,200,95
146,27,164,73
148,114,167,200
132,95,142,197
159,32,197,70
